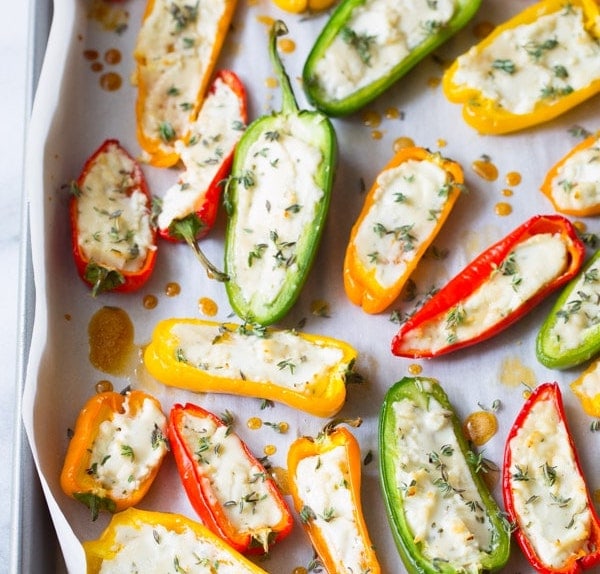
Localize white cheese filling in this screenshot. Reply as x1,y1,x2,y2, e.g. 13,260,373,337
179,412,283,538
452,6,600,115
157,76,245,231
401,233,569,353
313,0,458,100
549,139,600,212
229,115,325,304
508,397,591,568
171,323,344,392
545,255,600,352
572,360,600,402
97,522,259,573
89,397,168,499
134,0,228,146
294,445,372,573
76,143,154,272
354,158,454,288
390,382,495,569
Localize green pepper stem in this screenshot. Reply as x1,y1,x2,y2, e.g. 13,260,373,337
269,20,299,116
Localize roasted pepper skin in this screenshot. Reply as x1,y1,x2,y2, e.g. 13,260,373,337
503,382,600,574
537,248,600,369
83,507,270,574
60,390,168,520
143,318,358,418
344,147,463,314
442,0,600,135
392,214,586,358
224,21,337,326
287,420,381,574
302,0,482,116
70,139,157,296
379,377,511,573
167,402,294,554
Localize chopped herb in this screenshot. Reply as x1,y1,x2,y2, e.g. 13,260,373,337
492,59,516,74
158,122,176,143
341,27,376,66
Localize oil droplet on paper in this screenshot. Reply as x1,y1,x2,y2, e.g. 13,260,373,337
393,136,415,152
143,294,158,310
270,466,290,495
505,171,522,186
199,297,218,317
472,156,498,181
408,363,422,375
362,110,381,128
95,379,114,394
499,356,537,389
88,306,136,376
463,411,498,446
371,130,383,140
385,107,403,120
278,38,296,54
100,71,122,92
310,299,330,317
473,21,494,40
502,188,513,197
247,416,263,430
495,202,512,216
264,444,277,456
165,282,181,297
265,76,278,89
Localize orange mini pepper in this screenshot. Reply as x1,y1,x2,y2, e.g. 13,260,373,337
133,0,238,167
84,507,270,573
541,131,600,216
442,0,600,134
344,147,464,314
287,419,381,574
60,390,169,520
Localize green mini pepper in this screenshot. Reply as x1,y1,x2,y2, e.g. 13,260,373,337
537,248,600,370
379,377,511,574
302,0,482,116
224,20,337,326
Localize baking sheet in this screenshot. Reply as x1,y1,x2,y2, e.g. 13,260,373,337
22,0,600,572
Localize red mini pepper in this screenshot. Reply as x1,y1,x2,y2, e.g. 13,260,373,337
168,403,293,554
503,382,600,573
392,214,585,358
70,139,157,295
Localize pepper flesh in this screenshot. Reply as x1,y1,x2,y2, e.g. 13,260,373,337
272,0,336,13
503,382,600,573
287,419,381,574
168,402,293,554
302,0,482,116
442,0,600,135
379,377,511,573
536,248,600,370
540,132,600,216
223,20,337,326
392,214,586,358
70,139,157,296
60,390,168,521
344,147,463,314
143,318,359,417
571,356,600,417
83,507,269,573
133,0,238,167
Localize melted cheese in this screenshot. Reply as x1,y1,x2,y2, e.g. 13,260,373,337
172,323,344,392
452,6,600,115
76,143,154,272
89,397,168,499
545,255,600,352
353,158,454,288
228,115,324,303
390,381,494,568
179,412,283,538
97,522,259,573
312,0,458,100
294,445,371,572
401,233,568,353
157,76,245,231
508,397,591,568
549,138,600,212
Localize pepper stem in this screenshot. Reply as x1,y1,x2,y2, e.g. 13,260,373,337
319,417,363,439
269,20,299,116
169,214,229,282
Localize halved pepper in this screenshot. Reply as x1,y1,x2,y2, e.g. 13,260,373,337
84,507,269,573
344,147,464,314
537,248,600,370
223,20,337,326
143,318,359,418
70,139,157,296
379,377,511,573
540,132,600,216
302,0,482,116
287,419,381,574
392,214,586,358
503,382,600,573
60,390,169,520
168,402,293,554
133,0,238,167
442,0,600,135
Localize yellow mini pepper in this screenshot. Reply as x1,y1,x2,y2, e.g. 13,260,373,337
272,0,336,13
